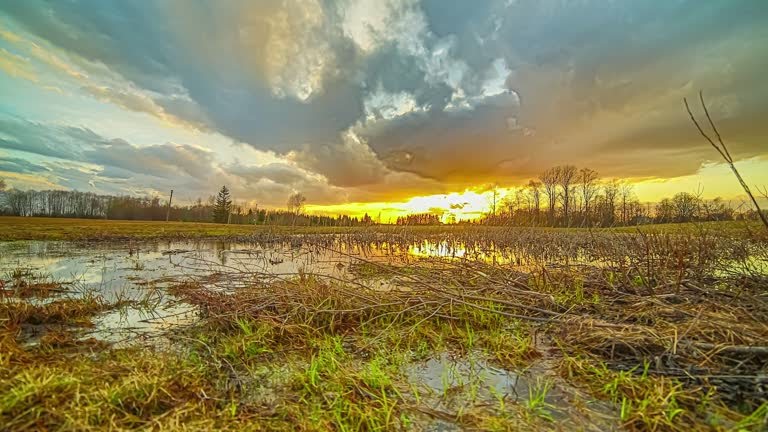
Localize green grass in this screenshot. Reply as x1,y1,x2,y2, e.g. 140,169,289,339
559,354,766,431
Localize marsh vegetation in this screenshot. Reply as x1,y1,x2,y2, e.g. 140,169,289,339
1,222,766,431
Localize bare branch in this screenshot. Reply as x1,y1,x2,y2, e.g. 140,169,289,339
684,92,768,230
684,97,728,161
699,91,732,162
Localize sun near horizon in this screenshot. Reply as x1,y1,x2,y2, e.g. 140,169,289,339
1,1,767,222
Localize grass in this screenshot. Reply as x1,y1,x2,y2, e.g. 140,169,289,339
1,296,114,328
1,216,765,242
559,354,754,431
0,276,564,430
0,216,363,241
0,219,766,430
525,377,555,421
1,269,65,298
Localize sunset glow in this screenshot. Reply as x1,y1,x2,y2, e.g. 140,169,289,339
305,157,768,221
307,188,509,223
1,2,767,220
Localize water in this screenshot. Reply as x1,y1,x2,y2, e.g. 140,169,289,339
0,237,556,301
405,351,620,431
0,240,349,297
406,351,531,402
0,239,402,342
2,236,761,343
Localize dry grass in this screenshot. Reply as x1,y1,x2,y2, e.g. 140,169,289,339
1,216,764,242
0,222,766,430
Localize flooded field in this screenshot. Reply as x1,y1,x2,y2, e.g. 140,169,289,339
0,238,384,343
1,228,767,430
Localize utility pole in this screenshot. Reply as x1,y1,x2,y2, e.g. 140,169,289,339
166,189,173,222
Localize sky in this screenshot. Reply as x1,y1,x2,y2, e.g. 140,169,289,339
0,0,767,221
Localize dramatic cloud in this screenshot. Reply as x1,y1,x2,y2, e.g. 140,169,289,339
0,156,48,174
0,117,344,206
1,0,767,208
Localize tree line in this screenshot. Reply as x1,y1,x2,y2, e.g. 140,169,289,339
479,165,761,227
396,213,442,226
0,184,369,227
0,176,763,227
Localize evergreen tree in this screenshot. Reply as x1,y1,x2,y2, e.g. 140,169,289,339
212,186,232,223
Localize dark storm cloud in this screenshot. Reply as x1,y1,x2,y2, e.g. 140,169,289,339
363,0,768,182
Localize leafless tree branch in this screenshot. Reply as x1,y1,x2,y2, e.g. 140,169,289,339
684,91,768,230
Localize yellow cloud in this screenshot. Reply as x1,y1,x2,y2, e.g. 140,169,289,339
1,27,204,132
305,159,768,223
0,171,60,190
633,158,768,202
0,29,22,43
28,41,87,80
0,48,37,82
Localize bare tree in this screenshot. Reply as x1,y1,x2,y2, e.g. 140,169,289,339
513,188,527,216
684,91,768,229
287,192,307,227
619,182,635,225
602,179,620,226
672,192,701,222
759,186,768,202
165,189,173,222
557,165,578,227
527,180,542,223
0,178,7,211
287,192,307,215
577,168,598,226
488,183,499,217
539,168,559,225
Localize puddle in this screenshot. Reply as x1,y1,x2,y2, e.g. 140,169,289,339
407,352,527,400
86,302,198,346
0,239,404,342
0,239,405,296
406,351,620,431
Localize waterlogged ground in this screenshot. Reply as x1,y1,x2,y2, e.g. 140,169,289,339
0,239,385,342
404,351,619,431
0,235,612,341
1,228,767,430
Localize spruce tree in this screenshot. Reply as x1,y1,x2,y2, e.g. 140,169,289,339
213,186,232,223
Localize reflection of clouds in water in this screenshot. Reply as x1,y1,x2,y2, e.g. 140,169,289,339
0,240,368,288
5,237,764,328
406,352,527,397
89,303,198,346
0,237,607,296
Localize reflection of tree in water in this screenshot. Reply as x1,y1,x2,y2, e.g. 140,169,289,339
215,241,231,266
